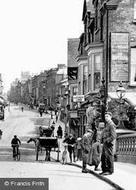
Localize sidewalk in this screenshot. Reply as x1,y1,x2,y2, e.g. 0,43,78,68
51,116,136,190
70,160,136,190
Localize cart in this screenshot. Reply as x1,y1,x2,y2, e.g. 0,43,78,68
39,126,52,137
35,136,60,161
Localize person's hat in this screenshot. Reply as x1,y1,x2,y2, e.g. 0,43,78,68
86,128,93,133
77,137,82,141
69,133,73,137
105,112,112,117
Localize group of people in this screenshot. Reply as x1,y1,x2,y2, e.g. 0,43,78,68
10,109,116,176
62,112,116,176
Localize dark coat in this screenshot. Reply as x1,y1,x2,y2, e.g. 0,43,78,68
11,137,21,146
63,137,76,152
81,131,94,163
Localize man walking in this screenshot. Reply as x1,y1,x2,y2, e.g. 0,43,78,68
63,134,76,163
100,112,116,175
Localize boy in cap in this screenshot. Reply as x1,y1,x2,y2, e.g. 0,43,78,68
81,128,94,173
100,112,116,175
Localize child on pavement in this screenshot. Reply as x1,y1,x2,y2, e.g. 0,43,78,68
91,137,102,171
62,144,68,164
76,137,82,161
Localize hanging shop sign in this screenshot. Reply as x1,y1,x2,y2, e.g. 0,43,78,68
77,108,86,116
73,95,85,102
69,111,78,118
110,32,129,82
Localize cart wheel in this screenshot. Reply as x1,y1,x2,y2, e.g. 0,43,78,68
36,147,39,161
17,150,21,161
57,142,60,162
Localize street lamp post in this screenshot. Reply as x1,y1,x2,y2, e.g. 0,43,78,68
99,77,106,122
116,82,126,129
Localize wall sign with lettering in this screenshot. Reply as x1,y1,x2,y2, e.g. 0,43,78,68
110,32,129,82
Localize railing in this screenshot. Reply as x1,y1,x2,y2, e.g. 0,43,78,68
116,133,136,164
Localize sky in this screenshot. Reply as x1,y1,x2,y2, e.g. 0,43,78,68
0,0,84,92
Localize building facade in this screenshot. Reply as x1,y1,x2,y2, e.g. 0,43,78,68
76,0,136,132
67,38,80,136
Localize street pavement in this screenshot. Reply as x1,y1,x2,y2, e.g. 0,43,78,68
0,106,114,190
1,105,136,190
50,112,136,190
0,162,114,190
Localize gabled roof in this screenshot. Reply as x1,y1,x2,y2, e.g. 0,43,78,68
82,0,92,20
82,0,87,21
87,1,91,12
82,0,95,21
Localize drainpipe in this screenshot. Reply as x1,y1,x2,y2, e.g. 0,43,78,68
105,7,109,113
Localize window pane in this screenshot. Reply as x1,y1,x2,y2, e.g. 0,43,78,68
73,87,78,95
88,74,92,91
94,55,101,71
93,53,102,91
94,72,101,90
83,65,88,77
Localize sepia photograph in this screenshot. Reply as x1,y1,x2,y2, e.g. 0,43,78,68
0,0,136,190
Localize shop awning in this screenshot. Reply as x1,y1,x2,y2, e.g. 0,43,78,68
108,92,136,107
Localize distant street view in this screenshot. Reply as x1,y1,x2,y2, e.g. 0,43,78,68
0,105,113,190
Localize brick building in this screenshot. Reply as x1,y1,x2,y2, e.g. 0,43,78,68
67,38,80,136
76,0,136,131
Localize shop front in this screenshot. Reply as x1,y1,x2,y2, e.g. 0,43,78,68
77,108,86,137
69,110,80,137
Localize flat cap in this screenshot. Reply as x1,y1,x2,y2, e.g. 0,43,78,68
86,128,93,133
105,112,112,117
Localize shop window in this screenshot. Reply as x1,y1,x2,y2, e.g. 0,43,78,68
83,65,88,94
94,72,101,90
88,53,102,92
72,86,78,95
78,65,81,94
88,73,92,92
88,56,92,91
93,54,102,91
